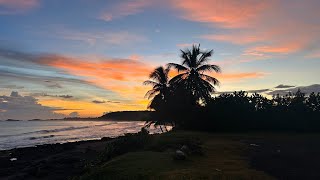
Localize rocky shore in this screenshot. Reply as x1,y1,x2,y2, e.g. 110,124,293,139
0,137,113,180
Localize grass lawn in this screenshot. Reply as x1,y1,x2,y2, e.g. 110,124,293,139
76,131,275,180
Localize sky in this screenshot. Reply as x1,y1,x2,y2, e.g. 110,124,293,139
0,0,320,120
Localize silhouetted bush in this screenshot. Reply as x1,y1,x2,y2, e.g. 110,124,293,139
99,128,150,163
147,89,320,132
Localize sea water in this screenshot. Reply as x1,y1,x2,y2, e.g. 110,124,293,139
0,120,161,150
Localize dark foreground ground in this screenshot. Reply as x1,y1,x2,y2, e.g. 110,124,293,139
1,131,320,180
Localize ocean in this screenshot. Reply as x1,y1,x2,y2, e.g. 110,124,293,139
0,120,160,150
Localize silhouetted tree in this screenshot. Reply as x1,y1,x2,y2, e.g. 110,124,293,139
306,92,320,112
143,66,172,129
167,44,221,104
250,93,273,112
143,66,170,110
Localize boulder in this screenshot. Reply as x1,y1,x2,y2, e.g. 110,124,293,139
173,150,186,160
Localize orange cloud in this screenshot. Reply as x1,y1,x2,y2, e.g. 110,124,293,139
34,55,153,116
201,34,264,45
215,72,266,81
169,69,265,83
0,0,39,14
40,55,150,81
39,98,146,117
37,55,154,102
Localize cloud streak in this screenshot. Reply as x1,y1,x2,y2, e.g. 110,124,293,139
99,0,152,21
92,100,106,104
57,28,148,46
171,0,271,28
268,84,320,95
30,93,74,99
0,0,39,15
275,84,295,89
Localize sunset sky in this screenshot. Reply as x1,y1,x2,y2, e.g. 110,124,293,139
0,0,319,120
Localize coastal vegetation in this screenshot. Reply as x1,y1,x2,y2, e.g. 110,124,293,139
144,44,320,132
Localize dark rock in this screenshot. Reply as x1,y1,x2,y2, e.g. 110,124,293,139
173,150,186,160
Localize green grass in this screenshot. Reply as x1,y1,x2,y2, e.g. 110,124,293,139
76,131,274,180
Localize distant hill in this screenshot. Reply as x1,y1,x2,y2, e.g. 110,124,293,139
99,111,153,121
6,119,21,121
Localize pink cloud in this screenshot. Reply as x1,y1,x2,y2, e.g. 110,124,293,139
201,33,267,45
176,43,199,48
174,0,320,58
171,0,272,28
0,0,39,14
305,51,320,59
99,0,152,21
244,37,312,57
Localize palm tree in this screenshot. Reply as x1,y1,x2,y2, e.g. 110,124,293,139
143,66,170,110
143,66,171,131
167,44,221,104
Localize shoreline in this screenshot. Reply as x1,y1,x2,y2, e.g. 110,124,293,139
0,136,113,152
0,135,118,180
0,120,154,151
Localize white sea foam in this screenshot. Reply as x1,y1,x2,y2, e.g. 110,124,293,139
0,120,163,150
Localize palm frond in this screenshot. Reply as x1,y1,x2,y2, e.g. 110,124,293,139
143,80,159,86
149,66,161,79
200,74,220,86
180,49,192,67
144,89,158,99
148,66,170,84
197,50,213,66
169,73,187,86
191,44,201,67
164,67,170,82
196,64,221,73
167,63,188,72
199,79,216,100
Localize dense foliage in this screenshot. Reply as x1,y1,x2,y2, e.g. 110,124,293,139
144,45,320,132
